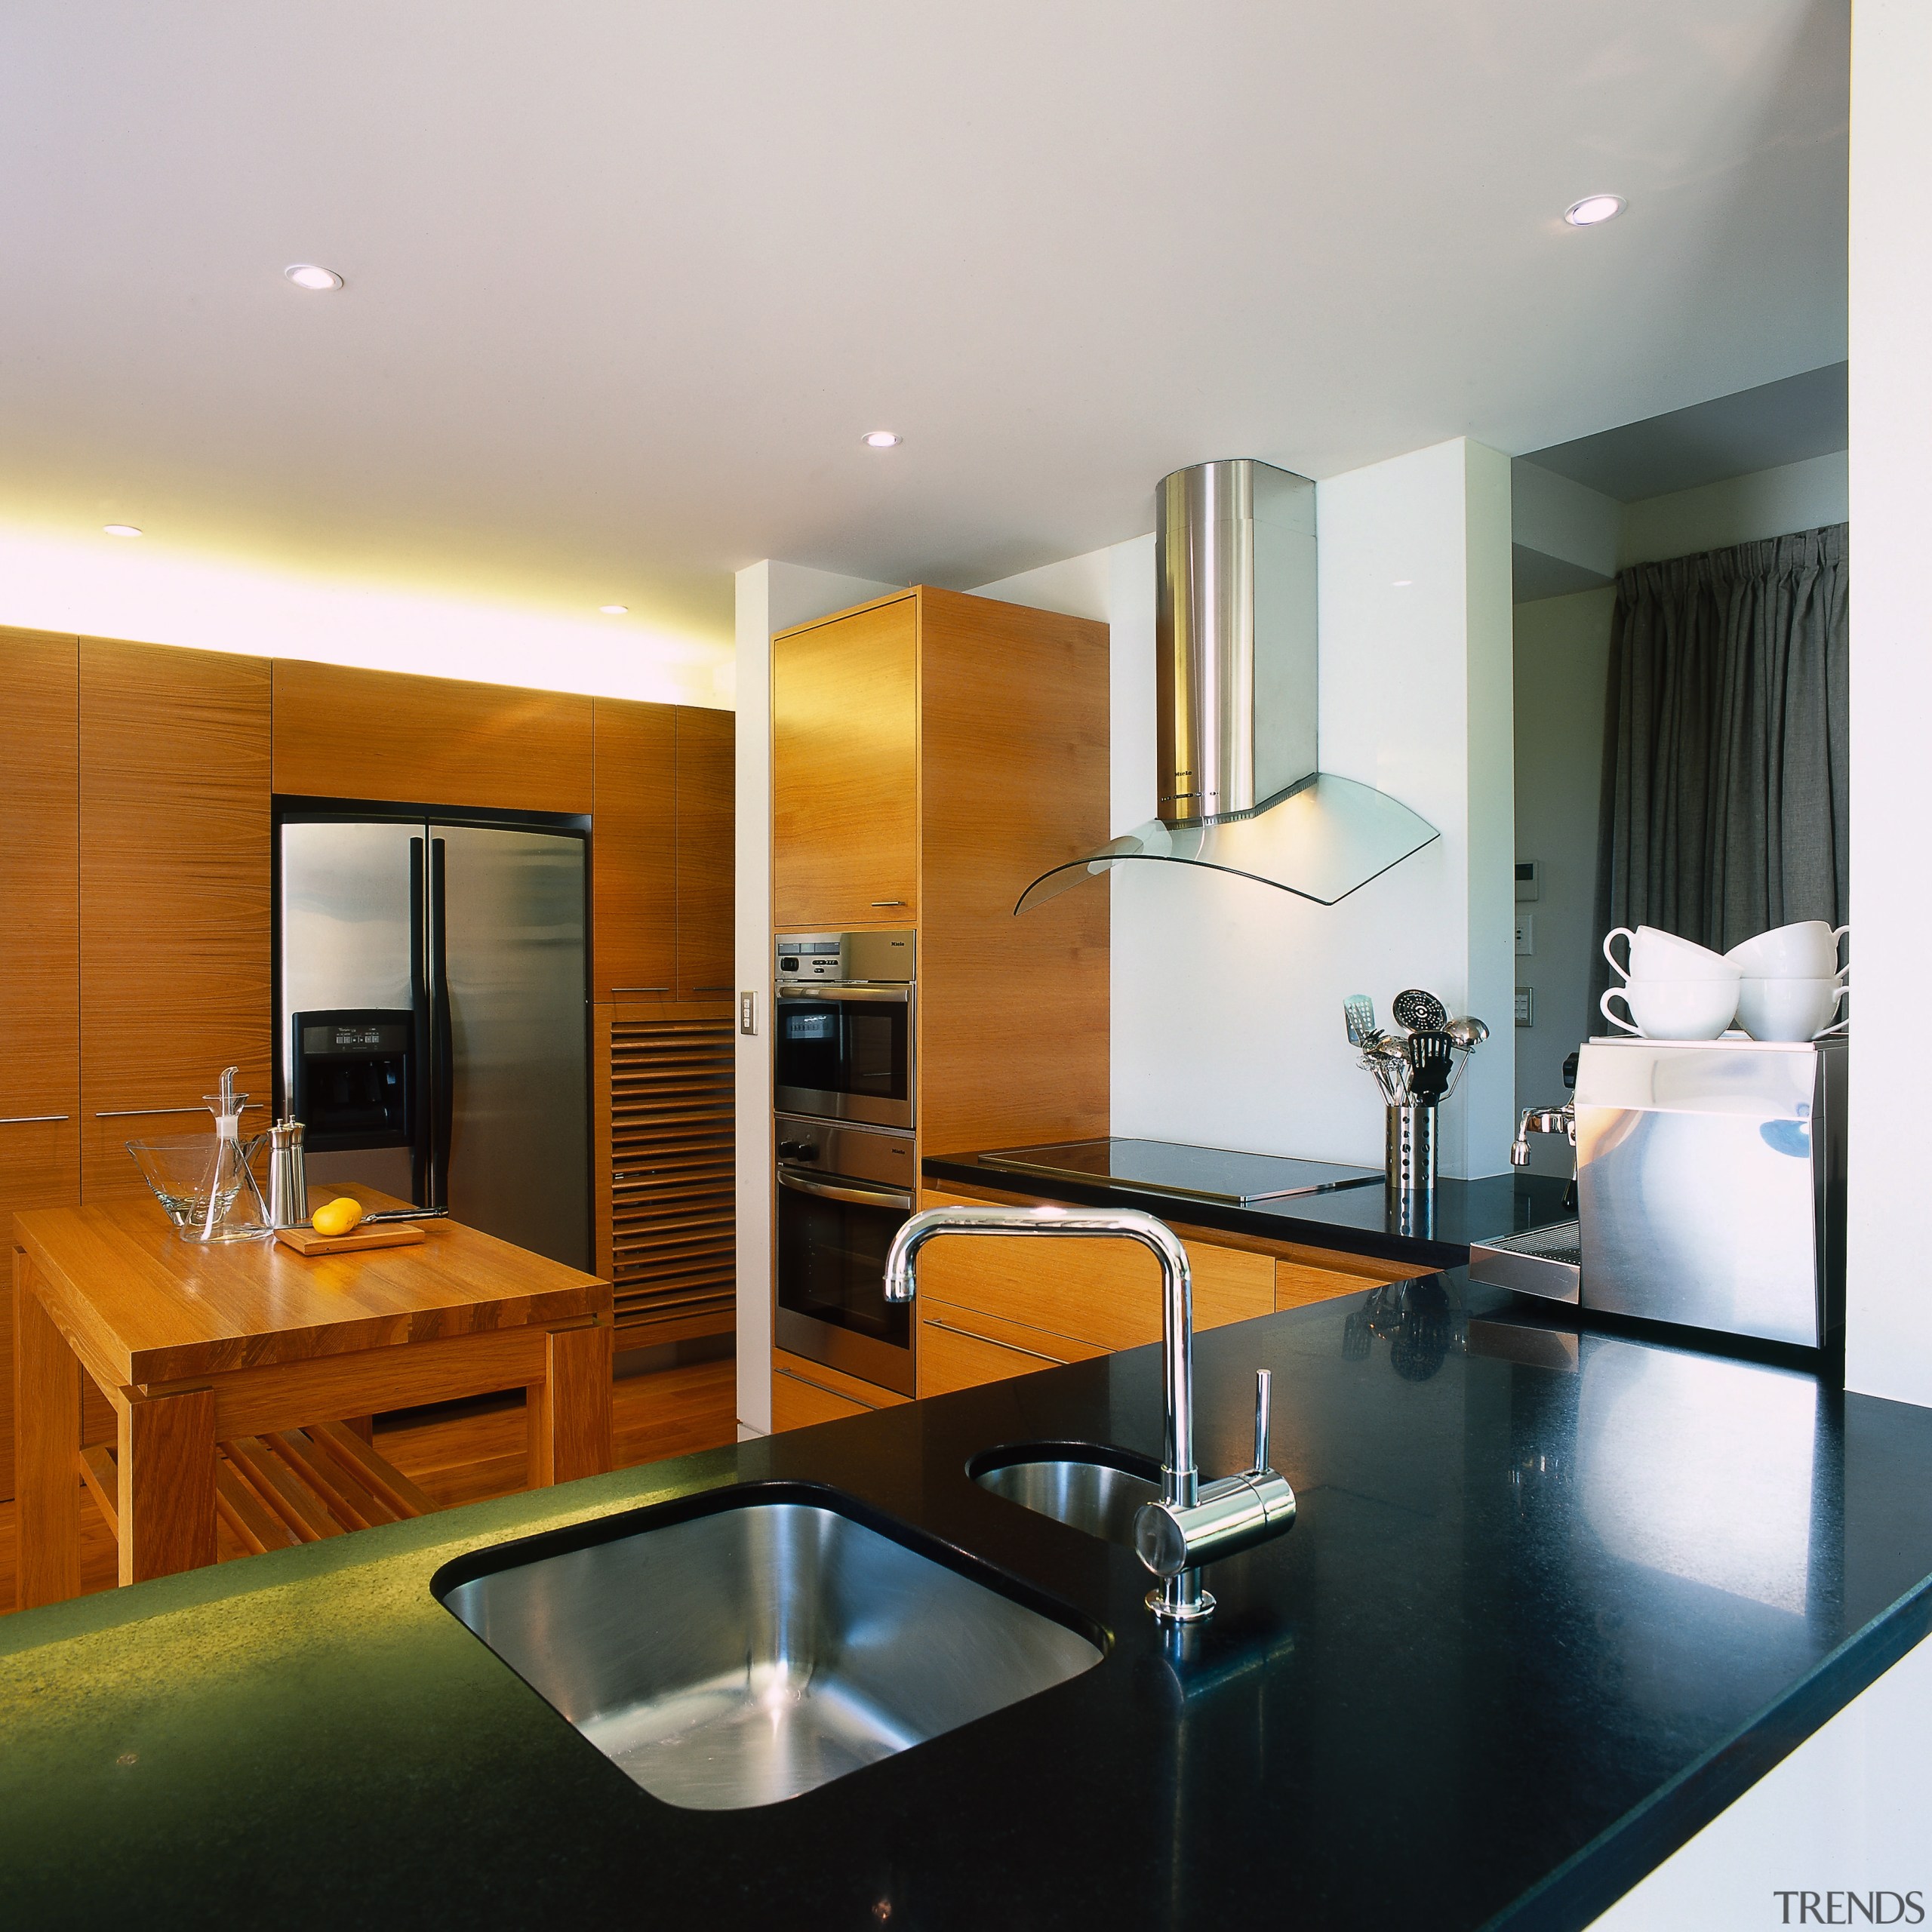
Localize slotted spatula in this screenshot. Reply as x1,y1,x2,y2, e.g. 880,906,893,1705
1407,1029,1455,1103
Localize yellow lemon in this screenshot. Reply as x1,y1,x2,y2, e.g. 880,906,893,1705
311,1197,365,1238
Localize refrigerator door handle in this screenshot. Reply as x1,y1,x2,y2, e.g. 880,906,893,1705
410,836,432,1208
429,835,454,1212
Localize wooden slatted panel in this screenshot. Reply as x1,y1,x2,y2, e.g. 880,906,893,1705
607,1014,735,1339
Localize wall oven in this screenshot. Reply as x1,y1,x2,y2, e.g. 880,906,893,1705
774,931,915,1129
774,1114,917,1394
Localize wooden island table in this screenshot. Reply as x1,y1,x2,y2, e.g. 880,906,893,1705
11,1183,613,1608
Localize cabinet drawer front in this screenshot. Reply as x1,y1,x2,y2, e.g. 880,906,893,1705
1275,1254,1435,1309
915,1298,1103,1398
771,1367,872,1432
914,1189,1273,1349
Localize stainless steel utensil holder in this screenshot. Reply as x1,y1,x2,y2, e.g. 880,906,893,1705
1386,1103,1437,1194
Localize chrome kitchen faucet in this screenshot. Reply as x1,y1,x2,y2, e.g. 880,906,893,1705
883,1204,1296,1622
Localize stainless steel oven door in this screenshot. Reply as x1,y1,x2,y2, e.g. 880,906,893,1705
774,1159,915,1396
774,984,915,1129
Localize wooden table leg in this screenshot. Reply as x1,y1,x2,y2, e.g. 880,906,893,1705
14,1255,82,1611
118,1384,217,1586
528,1319,612,1487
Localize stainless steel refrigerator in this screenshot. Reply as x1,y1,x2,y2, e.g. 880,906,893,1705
276,810,590,1269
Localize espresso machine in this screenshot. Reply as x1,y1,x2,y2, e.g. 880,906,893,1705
1471,1036,1847,1350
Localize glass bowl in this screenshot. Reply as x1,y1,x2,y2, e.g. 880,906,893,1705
125,1134,265,1230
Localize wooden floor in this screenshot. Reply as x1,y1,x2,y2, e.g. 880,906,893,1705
0,1355,737,1617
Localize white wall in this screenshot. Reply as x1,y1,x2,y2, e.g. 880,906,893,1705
732,560,903,1437
983,439,1518,1177
1619,450,1849,568
1845,0,1932,1406
0,523,731,706
1512,587,1616,1170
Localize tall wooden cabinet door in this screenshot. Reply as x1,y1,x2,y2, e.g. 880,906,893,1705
80,640,272,1199
591,699,677,1002
773,595,918,929
0,627,81,1500
674,705,734,1002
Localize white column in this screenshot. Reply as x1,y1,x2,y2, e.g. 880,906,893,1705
732,561,901,1437
1844,0,1932,1407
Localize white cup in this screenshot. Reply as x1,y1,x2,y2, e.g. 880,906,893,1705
1724,921,1849,981
1600,976,1740,1040
1603,926,1740,983
1736,975,1849,1042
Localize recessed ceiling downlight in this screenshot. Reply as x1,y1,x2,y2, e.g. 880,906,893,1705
102,524,142,537
284,263,344,291
863,430,902,448
598,605,629,615
1563,194,1626,227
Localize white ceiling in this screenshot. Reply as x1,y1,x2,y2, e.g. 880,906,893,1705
1,2,1849,648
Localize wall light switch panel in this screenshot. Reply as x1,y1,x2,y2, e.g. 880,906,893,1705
1514,914,1535,956
739,992,758,1036
1515,860,1540,902
1515,986,1534,1027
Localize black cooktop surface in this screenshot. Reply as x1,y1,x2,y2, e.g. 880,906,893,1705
978,1136,1383,1205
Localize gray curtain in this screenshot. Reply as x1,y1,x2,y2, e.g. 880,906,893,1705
1589,524,1848,1014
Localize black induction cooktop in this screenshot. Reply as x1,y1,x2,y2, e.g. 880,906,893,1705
978,1137,1383,1206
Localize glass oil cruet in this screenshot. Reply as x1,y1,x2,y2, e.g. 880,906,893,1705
183,1065,273,1244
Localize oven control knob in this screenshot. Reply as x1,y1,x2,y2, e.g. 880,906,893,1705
777,1142,817,1161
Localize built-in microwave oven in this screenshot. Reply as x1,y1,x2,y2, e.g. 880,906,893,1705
774,1113,916,1394
774,931,915,1130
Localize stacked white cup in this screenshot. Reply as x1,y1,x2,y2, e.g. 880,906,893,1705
1600,928,1740,1039
1723,921,1850,1042
1599,922,1850,1041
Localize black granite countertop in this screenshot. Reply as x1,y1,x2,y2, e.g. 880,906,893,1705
924,1141,1577,1268
5,1277,1932,1930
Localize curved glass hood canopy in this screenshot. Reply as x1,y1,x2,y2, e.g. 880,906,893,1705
1016,457,1438,914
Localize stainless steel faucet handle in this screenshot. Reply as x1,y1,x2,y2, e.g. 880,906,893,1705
1252,1369,1272,1474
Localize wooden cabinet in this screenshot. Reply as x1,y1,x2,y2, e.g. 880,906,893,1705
773,595,918,929
595,1004,735,1346
674,706,734,1003
912,1183,1435,1399
591,699,677,1001
271,660,593,814
770,585,1109,1161
1,626,82,1499
591,700,734,1007
79,641,272,1200
1277,1249,1434,1307
770,1349,909,1430
917,1300,1107,1399
914,587,1111,1156
914,1188,1274,1356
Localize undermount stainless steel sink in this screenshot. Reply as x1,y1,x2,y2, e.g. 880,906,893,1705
971,1443,1164,1549
433,1484,1103,1811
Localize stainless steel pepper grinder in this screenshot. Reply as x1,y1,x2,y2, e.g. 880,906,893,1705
266,1118,309,1229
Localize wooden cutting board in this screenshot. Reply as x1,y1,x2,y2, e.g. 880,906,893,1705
275,1222,426,1257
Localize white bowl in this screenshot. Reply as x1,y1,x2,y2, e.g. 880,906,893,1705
1600,975,1740,1041
1725,921,1849,981
1737,974,1849,1042
1603,925,1740,983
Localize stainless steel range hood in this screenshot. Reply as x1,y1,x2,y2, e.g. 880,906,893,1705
1017,458,1438,913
